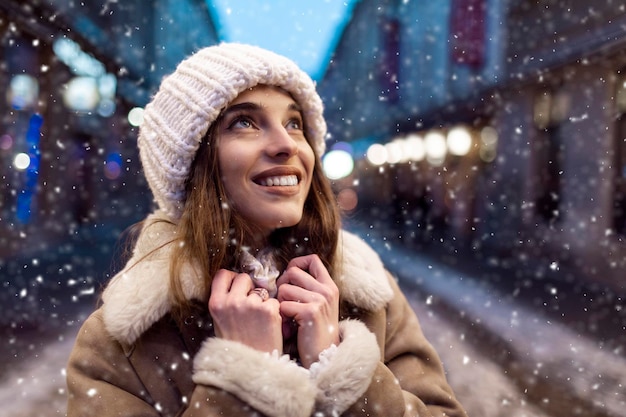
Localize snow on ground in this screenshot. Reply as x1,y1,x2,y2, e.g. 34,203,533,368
360,229,626,417
0,332,72,417
408,292,551,417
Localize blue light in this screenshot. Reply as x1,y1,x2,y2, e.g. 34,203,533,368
104,152,123,180
16,114,43,224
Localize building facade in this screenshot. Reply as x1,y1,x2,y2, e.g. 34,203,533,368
319,0,626,291
0,0,219,258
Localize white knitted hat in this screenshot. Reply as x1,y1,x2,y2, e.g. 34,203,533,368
138,42,327,220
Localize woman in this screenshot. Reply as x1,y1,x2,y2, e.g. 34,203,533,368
66,43,467,417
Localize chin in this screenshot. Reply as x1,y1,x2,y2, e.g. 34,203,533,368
270,215,303,231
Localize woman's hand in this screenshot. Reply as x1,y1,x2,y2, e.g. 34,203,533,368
277,255,340,368
209,269,283,354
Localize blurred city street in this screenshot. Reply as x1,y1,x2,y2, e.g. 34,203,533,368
1,222,625,417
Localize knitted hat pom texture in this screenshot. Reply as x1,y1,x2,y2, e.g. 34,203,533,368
138,43,327,220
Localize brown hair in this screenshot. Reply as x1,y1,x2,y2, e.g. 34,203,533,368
168,118,341,317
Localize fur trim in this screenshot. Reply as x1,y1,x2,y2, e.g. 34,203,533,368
335,231,394,311
101,212,393,345
193,338,316,417
101,212,205,345
311,320,381,415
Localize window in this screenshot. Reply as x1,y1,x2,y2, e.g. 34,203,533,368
449,0,487,68
533,90,566,224
613,114,626,234
534,126,563,224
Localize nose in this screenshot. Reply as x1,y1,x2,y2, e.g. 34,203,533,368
265,125,299,158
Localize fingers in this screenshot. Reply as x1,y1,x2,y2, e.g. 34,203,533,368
248,287,270,302
276,255,339,330
209,269,283,353
278,254,333,287
231,272,254,295
207,256,339,362
277,281,322,304
211,269,254,297
210,269,235,295
277,260,340,368
276,255,336,299
209,270,258,316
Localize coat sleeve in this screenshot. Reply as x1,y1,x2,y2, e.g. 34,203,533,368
376,274,466,416
191,337,317,417
313,273,468,417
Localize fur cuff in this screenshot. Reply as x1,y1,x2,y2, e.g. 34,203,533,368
192,338,316,417
311,319,380,415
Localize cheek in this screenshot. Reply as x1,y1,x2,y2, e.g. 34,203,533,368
217,146,243,184
301,145,316,175
220,165,244,203
217,157,239,202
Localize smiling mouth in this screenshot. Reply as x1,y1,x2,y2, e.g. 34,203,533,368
256,175,299,187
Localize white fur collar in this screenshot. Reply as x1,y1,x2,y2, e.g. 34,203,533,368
102,212,393,345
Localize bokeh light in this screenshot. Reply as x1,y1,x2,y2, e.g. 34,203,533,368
385,139,405,164
366,143,387,166
14,153,31,170
8,75,39,110
447,126,472,156
323,149,354,180
63,76,100,112
0,134,13,150
128,107,145,127
337,188,358,212
405,134,425,161
424,131,447,165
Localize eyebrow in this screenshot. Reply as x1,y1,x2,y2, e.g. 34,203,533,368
221,101,303,118
222,102,261,116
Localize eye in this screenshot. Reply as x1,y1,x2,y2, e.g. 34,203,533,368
228,115,254,130
286,118,303,131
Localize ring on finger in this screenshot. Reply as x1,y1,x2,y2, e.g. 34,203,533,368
248,287,270,301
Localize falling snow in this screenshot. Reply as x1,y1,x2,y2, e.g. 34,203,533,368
2,1,626,417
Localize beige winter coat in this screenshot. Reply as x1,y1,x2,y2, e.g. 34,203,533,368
66,212,467,417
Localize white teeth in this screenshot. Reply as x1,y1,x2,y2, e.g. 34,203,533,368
260,175,298,186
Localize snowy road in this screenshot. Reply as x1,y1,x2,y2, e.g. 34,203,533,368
0,330,72,417
360,228,626,417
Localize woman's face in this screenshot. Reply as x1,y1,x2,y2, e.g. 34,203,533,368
217,85,315,237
